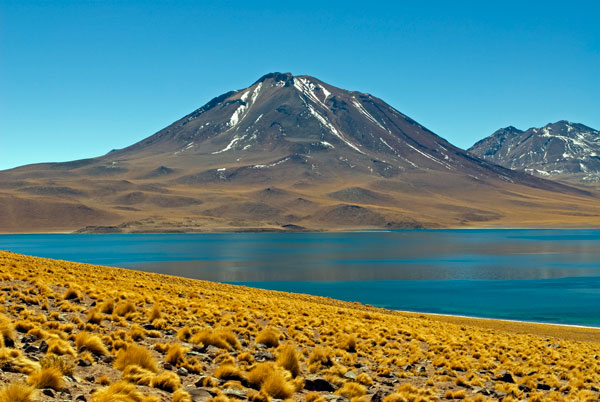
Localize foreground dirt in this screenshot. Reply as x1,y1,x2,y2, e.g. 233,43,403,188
0,251,599,401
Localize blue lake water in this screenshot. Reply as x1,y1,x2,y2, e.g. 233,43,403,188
1,230,600,327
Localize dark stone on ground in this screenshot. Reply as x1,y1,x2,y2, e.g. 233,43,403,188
305,376,336,392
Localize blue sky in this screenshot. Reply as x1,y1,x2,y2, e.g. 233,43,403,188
1,1,599,170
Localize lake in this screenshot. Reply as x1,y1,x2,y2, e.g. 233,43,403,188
1,230,600,327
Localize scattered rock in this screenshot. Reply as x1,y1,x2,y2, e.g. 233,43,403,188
344,370,357,380
102,355,115,364
305,376,336,392
223,389,247,399
254,350,275,362
24,344,38,354
537,383,551,391
495,370,514,383
142,323,155,330
85,375,95,383
177,366,189,376
205,345,220,355
518,384,531,392
371,390,385,402
77,359,92,367
163,362,174,370
76,395,87,401
185,387,215,402
38,341,48,353
42,389,55,397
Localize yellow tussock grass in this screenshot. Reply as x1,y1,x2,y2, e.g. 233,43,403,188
277,342,300,377
305,392,328,402
122,364,155,386
99,299,115,314
47,338,76,357
214,363,246,382
148,304,162,321
0,314,15,347
151,371,181,392
172,389,193,402
191,329,241,350
75,331,108,355
165,343,189,366
261,371,295,399
336,382,366,399
114,301,136,317
255,327,280,348
114,344,158,373
91,381,144,402
0,383,37,402
27,367,64,390
0,348,40,374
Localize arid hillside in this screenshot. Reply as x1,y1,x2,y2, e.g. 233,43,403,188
1,73,599,233
0,250,599,401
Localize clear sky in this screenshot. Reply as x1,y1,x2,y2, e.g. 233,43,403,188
1,0,599,170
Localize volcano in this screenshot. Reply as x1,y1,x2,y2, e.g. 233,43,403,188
1,73,598,232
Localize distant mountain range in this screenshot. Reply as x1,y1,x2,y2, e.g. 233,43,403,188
1,73,598,233
469,121,600,183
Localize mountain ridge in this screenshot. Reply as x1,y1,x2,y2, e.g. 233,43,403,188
469,121,600,183
1,73,599,233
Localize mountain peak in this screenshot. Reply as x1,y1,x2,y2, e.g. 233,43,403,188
253,72,295,86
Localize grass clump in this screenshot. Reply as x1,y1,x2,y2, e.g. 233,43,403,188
172,389,193,402
191,328,241,350
214,363,246,382
255,327,280,348
151,371,181,392
336,382,366,399
40,354,74,376
27,367,64,390
75,331,109,355
165,343,189,366
277,342,300,377
0,314,15,347
0,383,37,402
91,381,144,402
114,344,158,373
0,348,40,374
122,364,155,386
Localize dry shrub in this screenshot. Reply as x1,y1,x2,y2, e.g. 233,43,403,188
114,344,158,373
172,389,193,402
356,372,373,386
165,343,189,366
148,304,162,321
0,314,15,347
151,371,181,392
75,332,108,355
248,389,270,402
177,326,192,341
63,288,80,301
0,383,37,402
47,338,76,357
40,354,74,376
336,382,366,399
87,310,104,324
308,346,333,371
214,363,246,382
122,364,155,386
255,328,280,348
248,362,277,388
191,329,240,350
0,348,40,374
305,392,328,402
339,335,357,352
261,371,294,399
99,299,115,314
27,367,63,390
114,301,136,317
129,324,146,341
277,342,300,377
15,321,35,333
91,381,144,402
